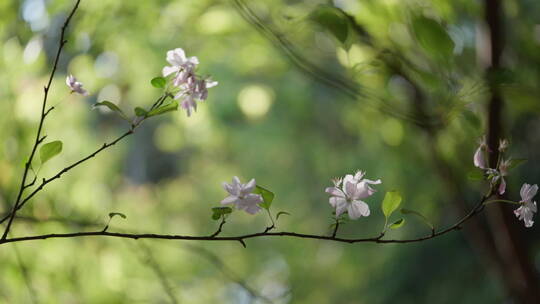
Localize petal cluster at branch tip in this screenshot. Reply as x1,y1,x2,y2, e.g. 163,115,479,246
325,170,381,220
66,74,89,96
514,183,538,228
221,176,263,214
162,48,218,116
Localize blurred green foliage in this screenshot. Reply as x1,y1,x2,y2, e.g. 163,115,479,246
1,0,539,303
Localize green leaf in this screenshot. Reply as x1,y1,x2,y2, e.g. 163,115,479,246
462,110,481,130
147,100,178,117
211,207,232,220
310,5,349,44
151,77,167,88
253,185,275,210
381,191,402,218
411,16,454,58
134,107,148,117
93,101,129,120
276,211,290,220
39,140,63,165
401,208,434,230
508,159,526,170
109,212,127,219
389,218,405,229
467,170,485,180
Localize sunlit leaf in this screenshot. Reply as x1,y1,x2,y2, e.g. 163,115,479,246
276,211,290,220
389,218,405,229
254,185,275,210
93,101,129,121
310,5,349,44
147,100,178,117
211,207,232,220
109,212,127,219
412,15,454,58
134,107,148,117
151,77,167,88
382,191,402,218
39,140,63,165
401,208,434,230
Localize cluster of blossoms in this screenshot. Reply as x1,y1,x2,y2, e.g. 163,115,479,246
474,137,509,194
474,137,537,227
162,48,218,116
325,171,382,220
220,176,263,214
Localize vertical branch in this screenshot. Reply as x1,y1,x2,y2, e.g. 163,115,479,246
483,0,540,302
1,0,82,240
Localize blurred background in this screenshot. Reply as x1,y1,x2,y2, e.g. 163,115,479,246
0,0,539,303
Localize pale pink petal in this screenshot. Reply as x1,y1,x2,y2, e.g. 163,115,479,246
348,200,370,219
220,195,238,205
334,199,348,217
243,178,256,193
344,181,357,198
162,66,179,77
474,146,486,169
498,177,506,195
325,187,345,198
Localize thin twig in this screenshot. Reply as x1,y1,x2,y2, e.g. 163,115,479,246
210,217,227,237
1,0,82,240
0,129,134,225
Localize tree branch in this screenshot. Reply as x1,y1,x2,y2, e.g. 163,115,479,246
0,193,489,246
1,0,82,240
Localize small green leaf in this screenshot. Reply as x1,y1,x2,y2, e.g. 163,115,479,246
253,185,275,210
211,206,232,220
382,191,402,218
389,218,405,229
467,170,485,180
151,77,167,89
276,211,290,220
109,212,127,219
401,208,434,230
310,5,349,44
508,159,526,170
93,101,129,120
39,140,63,165
412,15,454,59
134,107,148,117
147,100,178,117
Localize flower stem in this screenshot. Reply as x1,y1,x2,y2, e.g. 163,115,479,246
483,199,520,205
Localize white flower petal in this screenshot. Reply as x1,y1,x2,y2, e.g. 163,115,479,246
162,66,179,77
335,200,348,217
325,187,345,198
473,146,486,169
348,200,370,220
221,195,238,205
244,178,256,194
342,174,355,186
344,181,357,198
